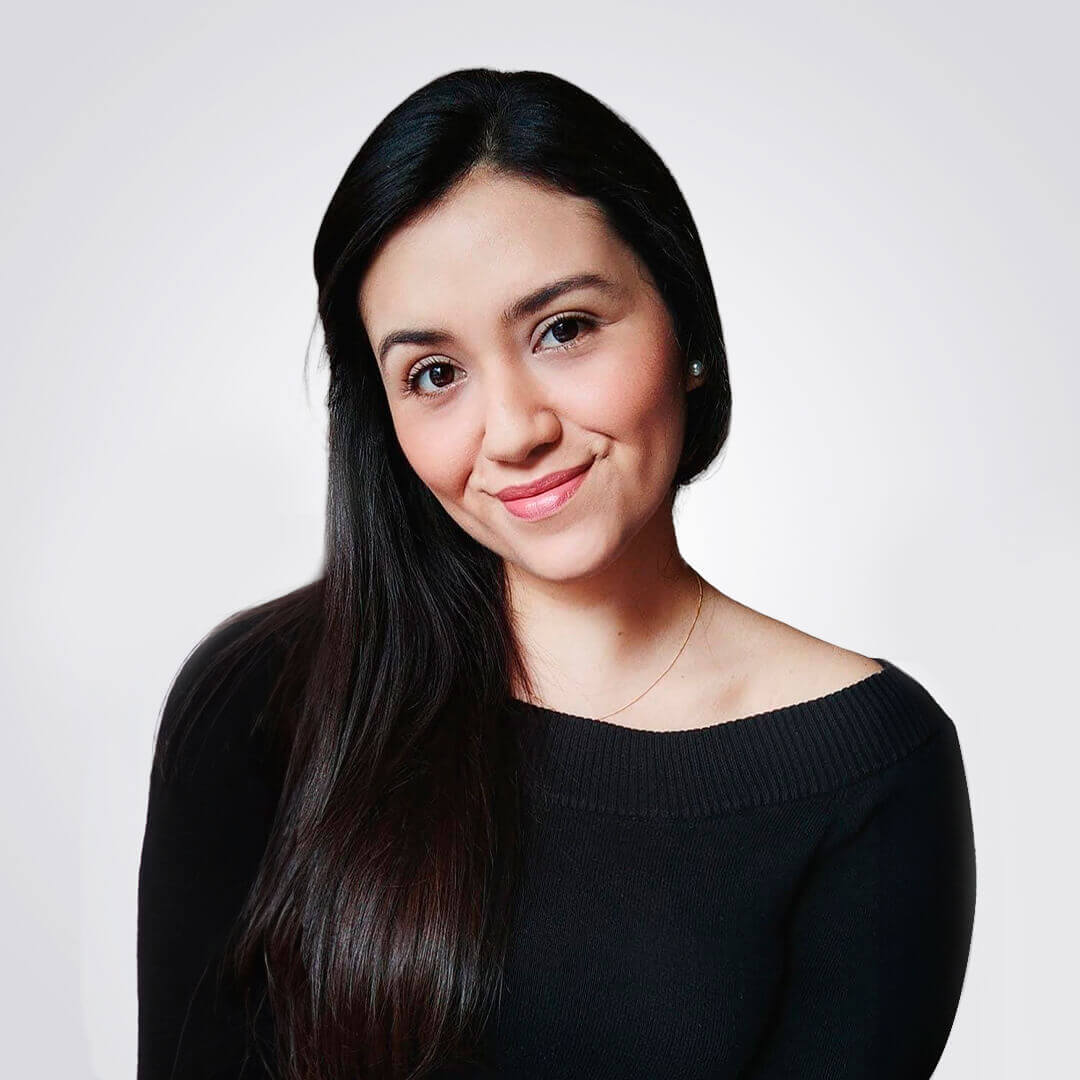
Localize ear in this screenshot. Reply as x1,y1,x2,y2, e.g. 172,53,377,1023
685,369,706,392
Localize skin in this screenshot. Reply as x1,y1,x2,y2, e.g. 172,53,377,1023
358,166,882,728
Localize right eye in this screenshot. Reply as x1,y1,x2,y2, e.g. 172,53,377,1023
403,358,460,398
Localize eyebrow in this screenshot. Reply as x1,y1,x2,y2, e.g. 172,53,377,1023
374,271,624,369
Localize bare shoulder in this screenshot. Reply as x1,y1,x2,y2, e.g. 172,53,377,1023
697,589,884,718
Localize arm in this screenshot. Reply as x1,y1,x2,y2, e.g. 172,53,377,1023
137,623,283,1079
744,721,976,1079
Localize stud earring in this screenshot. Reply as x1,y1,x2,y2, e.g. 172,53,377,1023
689,359,704,376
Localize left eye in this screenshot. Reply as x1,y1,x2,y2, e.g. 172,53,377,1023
538,314,596,349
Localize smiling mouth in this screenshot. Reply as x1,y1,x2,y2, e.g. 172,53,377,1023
498,460,593,521
495,461,592,502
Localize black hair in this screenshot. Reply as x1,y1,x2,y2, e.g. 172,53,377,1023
153,66,731,1080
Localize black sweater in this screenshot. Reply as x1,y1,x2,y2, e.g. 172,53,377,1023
137,622,976,1079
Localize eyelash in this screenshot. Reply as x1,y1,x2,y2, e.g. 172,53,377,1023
401,312,599,399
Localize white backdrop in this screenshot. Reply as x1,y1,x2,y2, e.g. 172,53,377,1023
2,1,1076,1076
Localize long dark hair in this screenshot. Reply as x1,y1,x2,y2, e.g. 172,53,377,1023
154,67,732,1079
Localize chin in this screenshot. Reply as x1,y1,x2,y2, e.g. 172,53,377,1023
506,524,626,585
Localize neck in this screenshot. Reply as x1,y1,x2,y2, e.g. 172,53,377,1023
505,497,706,713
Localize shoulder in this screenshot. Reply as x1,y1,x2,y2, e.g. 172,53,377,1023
700,591,884,719
731,604,967,791
766,634,885,704
153,598,310,792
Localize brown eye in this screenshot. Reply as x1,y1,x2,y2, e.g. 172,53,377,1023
426,363,455,388
550,317,581,343
405,359,458,396
539,314,595,349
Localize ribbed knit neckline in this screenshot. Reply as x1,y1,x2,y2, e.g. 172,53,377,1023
505,657,951,818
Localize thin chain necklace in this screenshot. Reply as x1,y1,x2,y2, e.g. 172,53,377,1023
593,569,704,722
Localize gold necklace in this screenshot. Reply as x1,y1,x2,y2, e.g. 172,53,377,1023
593,570,704,722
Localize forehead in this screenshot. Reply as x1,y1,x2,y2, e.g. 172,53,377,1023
357,171,635,328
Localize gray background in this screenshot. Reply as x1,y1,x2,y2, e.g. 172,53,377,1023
2,1,1075,1075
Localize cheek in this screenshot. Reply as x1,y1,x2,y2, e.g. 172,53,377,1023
589,324,683,438
394,417,472,497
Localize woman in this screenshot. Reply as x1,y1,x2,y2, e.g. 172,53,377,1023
137,68,976,1080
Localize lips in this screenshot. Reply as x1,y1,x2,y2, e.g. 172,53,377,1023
499,464,591,521
495,462,592,502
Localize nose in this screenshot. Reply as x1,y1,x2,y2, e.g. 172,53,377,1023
479,360,562,462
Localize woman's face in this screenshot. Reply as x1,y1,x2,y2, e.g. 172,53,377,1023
358,167,703,583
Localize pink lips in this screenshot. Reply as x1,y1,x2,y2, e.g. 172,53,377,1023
498,462,592,521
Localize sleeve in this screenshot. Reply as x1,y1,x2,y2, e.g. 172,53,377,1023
744,719,977,1079
137,622,284,1080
